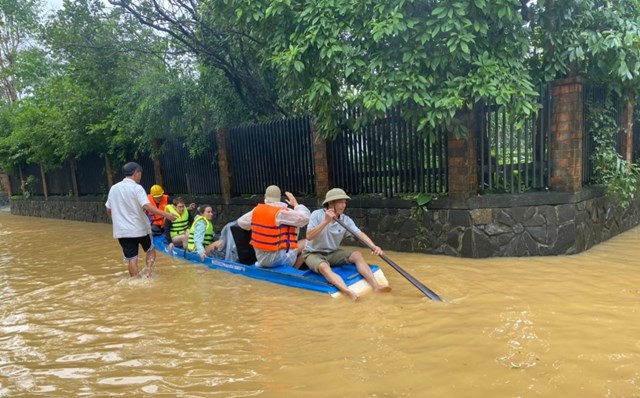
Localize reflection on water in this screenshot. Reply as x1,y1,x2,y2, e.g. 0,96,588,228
1,211,640,397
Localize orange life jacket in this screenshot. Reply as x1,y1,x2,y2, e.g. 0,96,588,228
250,203,298,252
147,194,169,228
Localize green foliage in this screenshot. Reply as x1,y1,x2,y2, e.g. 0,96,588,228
230,0,539,138
409,192,434,249
532,0,640,98
0,0,43,103
588,102,639,208
20,174,35,198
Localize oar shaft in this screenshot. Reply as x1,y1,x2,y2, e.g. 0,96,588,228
333,216,442,301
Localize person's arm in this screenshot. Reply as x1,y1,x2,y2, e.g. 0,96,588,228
194,221,206,258
237,209,253,230
276,192,310,227
164,219,173,243
305,209,335,241
143,203,176,222
358,231,384,256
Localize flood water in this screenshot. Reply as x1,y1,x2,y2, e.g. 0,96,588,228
1,211,639,397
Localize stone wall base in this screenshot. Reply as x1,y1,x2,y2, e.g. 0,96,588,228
9,187,640,258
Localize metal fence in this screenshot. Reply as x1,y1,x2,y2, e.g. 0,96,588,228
160,137,221,195
228,116,315,196
11,79,640,200
478,84,551,193
582,85,624,184
330,107,448,196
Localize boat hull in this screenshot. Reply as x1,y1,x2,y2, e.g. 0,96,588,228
153,236,388,297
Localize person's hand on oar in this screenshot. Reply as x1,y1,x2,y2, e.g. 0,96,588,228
369,244,384,257
332,215,442,301
303,192,392,300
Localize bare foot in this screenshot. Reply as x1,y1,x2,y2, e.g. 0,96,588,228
375,285,392,293
168,243,175,254
347,290,359,301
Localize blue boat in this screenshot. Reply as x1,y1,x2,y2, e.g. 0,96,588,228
153,235,389,297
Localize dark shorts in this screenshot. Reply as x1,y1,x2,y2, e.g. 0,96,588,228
118,235,153,260
151,225,164,236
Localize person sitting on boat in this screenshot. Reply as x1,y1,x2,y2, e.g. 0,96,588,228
147,184,170,236
237,185,310,268
187,204,225,261
164,196,196,253
303,188,392,301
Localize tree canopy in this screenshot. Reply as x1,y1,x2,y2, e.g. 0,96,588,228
2,0,640,172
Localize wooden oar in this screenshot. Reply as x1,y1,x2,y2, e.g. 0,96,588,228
333,216,442,301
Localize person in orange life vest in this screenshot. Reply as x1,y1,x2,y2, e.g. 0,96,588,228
147,184,170,236
237,185,310,268
164,196,197,253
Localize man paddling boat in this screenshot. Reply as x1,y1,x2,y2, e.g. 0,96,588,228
303,188,392,301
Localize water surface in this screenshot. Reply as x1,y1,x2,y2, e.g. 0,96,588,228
1,212,639,397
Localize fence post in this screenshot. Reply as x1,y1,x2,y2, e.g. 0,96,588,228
215,128,232,203
621,99,634,162
70,159,80,198
311,123,330,203
447,109,478,199
550,76,584,192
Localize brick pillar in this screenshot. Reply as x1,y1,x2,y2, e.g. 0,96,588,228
311,123,330,203
215,128,232,203
621,99,634,162
550,76,584,192
447,110,478,199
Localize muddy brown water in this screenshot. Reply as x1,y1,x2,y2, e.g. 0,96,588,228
1,212,639,397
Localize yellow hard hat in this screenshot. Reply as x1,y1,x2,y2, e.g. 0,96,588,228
150,184,164,197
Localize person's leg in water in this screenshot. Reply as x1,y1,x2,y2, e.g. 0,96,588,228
126,256,141,277
143,247,156,277
137,235,156,278
348,250,391,293
317,262,359,301
120,237,143,277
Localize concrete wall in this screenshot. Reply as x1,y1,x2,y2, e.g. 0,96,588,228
9,187,640,258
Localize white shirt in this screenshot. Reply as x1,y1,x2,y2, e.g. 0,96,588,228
105,178,152,238
303,209,361,253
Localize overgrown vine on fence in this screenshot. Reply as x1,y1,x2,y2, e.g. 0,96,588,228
588,103,639,209
409,192,433,249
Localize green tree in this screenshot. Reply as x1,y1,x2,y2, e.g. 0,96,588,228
0,0,42,104
109,0,287,119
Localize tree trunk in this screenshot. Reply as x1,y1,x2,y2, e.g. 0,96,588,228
40,164,48,200
622,100,634,162
70,159,80,198
105,157,115,188
152,139,163,186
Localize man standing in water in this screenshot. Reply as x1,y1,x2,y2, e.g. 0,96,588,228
105,162,176,277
